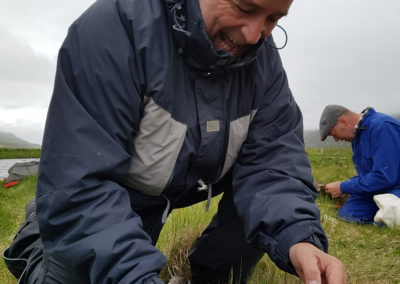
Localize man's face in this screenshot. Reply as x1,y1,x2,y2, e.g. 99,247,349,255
329,121,356,142
198,0,293,57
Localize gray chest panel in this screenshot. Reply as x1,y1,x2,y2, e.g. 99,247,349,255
122,97,187,196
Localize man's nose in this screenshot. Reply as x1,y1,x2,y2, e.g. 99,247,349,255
242,17,272,45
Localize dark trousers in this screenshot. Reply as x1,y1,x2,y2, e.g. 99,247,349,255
188,188,264,284
4,188,263,283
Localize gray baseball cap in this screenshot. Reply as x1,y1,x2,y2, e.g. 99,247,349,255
319,105,347,141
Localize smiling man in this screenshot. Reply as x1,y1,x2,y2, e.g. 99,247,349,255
5,0,345,283
320,105,400,224
199,0,291,56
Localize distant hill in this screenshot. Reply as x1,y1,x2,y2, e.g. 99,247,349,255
0,132,41,149
391,113,400,120
304,130,350,148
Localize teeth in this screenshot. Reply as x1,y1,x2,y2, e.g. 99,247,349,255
220,32,241,55
226,33,241,46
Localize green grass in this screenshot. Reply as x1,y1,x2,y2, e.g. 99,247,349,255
0,148,41,159
307,148,355,183
0,176,37,284
1,149,400,283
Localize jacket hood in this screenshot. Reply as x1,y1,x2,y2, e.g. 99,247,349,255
165,0,263,75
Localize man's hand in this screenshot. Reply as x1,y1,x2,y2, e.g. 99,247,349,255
289,242,346,284
324,182,342,198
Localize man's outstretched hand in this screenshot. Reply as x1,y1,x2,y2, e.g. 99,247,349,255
324,182,342,198
289,242,346,284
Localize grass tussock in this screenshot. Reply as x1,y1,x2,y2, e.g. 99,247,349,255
1,148,400,283
158,201,217,282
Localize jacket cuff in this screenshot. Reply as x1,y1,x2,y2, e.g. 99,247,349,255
340,180,353,194
258,223,328,275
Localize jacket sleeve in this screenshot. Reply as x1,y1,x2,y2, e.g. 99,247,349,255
341,121,400,195
36,1,165,283
232,46,328,274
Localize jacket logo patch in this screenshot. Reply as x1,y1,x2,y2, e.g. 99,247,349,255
207,120,220,132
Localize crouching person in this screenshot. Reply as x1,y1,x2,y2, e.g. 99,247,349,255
320,105,400,224
4,0,346,283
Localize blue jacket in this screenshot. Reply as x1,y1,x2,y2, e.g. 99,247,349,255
341,108,400,196
36,0,327,282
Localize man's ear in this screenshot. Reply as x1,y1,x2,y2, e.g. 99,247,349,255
337,116,347,125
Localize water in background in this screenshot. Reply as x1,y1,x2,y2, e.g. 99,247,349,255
0,158,39,179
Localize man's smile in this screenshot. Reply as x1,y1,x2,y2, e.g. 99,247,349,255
219,31,244,55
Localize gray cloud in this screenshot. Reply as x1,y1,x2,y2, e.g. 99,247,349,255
1,0,400,144
0,26,54,86
0,0,94,143
279,0,400,129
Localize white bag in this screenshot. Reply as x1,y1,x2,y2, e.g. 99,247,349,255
373,194,400,227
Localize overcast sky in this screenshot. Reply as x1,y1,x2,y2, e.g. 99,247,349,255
1,0,400,144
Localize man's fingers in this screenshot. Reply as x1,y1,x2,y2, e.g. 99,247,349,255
323,256,346,284
324,188,334,198
293,258,319,283
309,253,345,284
290,242,346,284
324,186,333,193
290,243,322,284
301,265,322,284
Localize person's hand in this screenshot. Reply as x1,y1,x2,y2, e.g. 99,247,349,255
289,242,346,284
324,182,342,198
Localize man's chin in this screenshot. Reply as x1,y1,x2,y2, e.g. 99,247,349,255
215,44,248,58
214,44,252,62
227,48,249,60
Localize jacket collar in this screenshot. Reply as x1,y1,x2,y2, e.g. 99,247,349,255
165,0,263,76
355,107,374,134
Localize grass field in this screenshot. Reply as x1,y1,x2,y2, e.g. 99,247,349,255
0,148,40,159
1,148,399,283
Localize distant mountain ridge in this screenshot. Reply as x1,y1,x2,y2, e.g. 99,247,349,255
392,113,400,120
303,130,350,148
0,132,41,149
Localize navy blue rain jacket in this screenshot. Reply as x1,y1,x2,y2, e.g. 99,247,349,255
341,108,400,195
36,0,328,282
